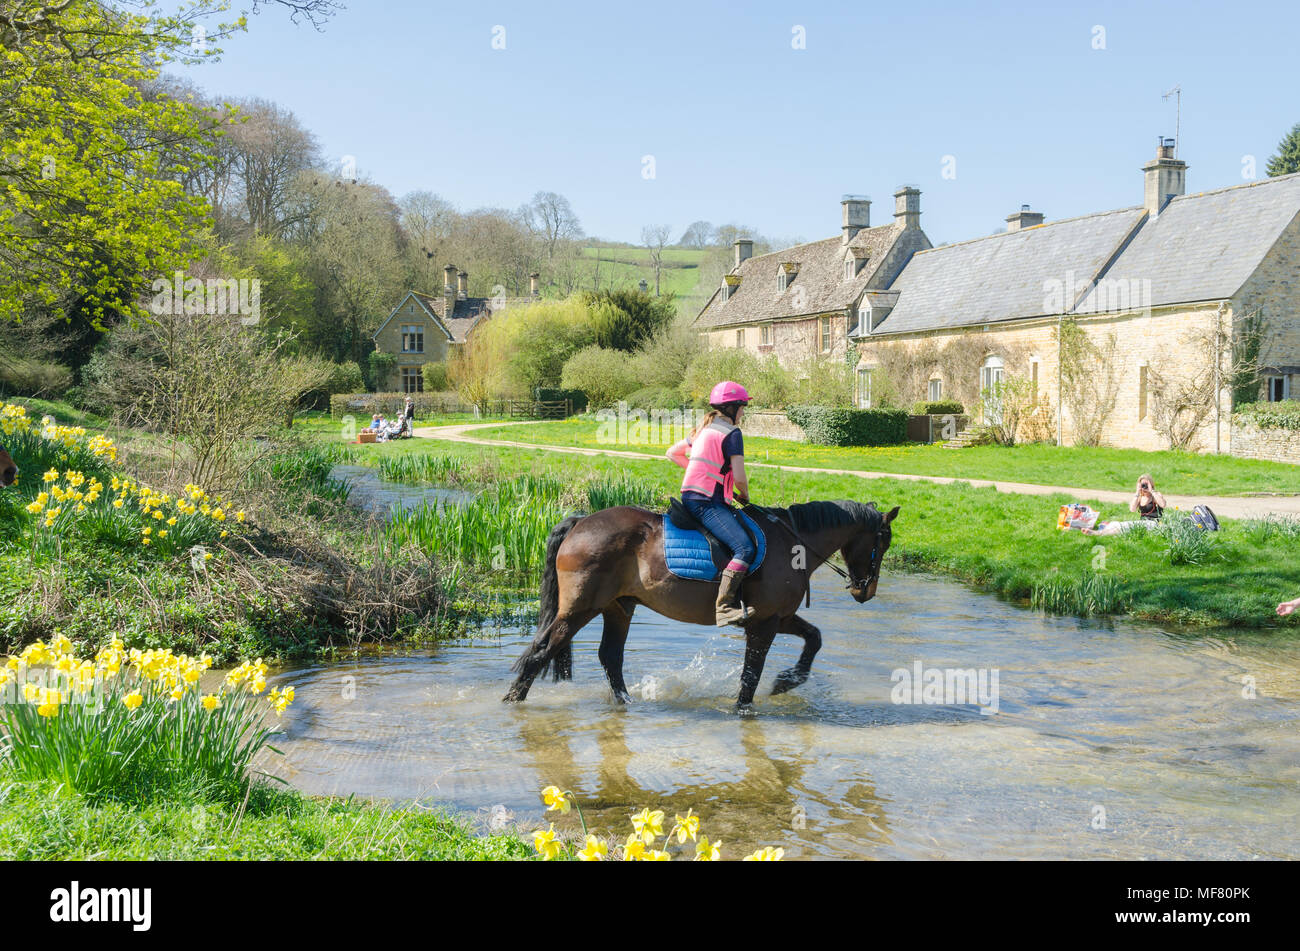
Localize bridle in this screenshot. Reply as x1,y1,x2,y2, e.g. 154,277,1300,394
743,502,888,595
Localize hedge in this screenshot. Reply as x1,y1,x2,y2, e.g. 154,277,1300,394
535,387,589,413
786,406,909,446
911,399,965,416
1234,400,1300,430
329,391,471,419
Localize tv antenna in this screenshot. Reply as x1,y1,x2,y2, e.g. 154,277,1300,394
1162,84,1182,156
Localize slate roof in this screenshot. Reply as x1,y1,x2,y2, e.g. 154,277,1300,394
874,171,1300,336
694,223,911,329
873,207,1147,335
375,290,532,344
1074,172,1300,312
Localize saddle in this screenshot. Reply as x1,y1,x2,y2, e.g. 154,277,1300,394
662,499,766,582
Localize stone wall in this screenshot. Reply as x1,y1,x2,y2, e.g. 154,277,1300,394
1229,418,1300,464
1235,209,1300,400
742,410,806,442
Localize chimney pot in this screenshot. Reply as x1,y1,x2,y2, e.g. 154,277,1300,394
457,270,468,300
1006,205,1045,231
443,265,457,292
841,195,871,244
734,239,753,269
1143,138,1187,216
893,186,921,229
529,272,540,297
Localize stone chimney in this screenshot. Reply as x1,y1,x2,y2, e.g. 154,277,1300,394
443,265,457,293
1006,204,1045,232
841,195,871,245
456,270,468,300
529,272,540,297
893,186,921,229
1143,137,1186,217
734,239,753,269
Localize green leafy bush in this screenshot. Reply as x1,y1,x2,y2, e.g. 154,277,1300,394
1234,400,1300,430
911,399,965,416
421,362,450,392
366,351,396,391
786,406,908,446
623,385,685,411
329,392,469,420
560,346,638,409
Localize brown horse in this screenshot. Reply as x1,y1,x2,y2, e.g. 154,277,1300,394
0,443,15,488
504,499,899,709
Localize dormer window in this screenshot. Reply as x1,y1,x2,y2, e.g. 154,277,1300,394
778,262,799,292
721,274,741,302
845,259,854,279
777,271,788,292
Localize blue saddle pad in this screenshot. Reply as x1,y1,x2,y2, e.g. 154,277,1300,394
662,510,766,582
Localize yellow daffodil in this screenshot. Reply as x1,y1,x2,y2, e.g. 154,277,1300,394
623,835,646,861
201,694,221,711
630,807,664,845
532,824,563,860
743,846,785,861
673,809,699,843
123,691,143,710
641,849,671,861
541,785,571,814
695,836,722,861
577,836,607,861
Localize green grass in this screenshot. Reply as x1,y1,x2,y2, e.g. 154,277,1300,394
0,781,533,860
573,245,707,299
469,417,1300,497
373,441,1300,629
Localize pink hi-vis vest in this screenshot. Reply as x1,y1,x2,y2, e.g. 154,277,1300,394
682,418,737,504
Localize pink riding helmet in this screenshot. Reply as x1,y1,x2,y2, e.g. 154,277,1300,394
709,381,751,406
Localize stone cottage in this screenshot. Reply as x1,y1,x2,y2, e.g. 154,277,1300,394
692,189,932,365
856,140,1300,451
370,266,538,392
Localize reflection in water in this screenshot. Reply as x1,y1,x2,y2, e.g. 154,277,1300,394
262,573,1300,860
329,464,475,518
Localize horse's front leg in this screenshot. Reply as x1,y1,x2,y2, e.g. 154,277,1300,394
736,617,779,712
771,614,822,695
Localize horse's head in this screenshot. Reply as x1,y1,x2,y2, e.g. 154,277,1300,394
0,444,15,488
844,504,899,603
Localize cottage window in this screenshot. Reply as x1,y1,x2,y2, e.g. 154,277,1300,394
400,367,424,394
736,329,745,348
980,354,1005,392
720,282,731,302
1267,375,1290,402
928,379,942,402
857,368,873,409
820,316,832,353
408,304,414,314
760,324,773,346
845,260,854,280
981,355,1006,425
777,271,788,292
401,324,425,354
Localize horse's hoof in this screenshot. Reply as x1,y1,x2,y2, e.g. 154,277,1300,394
734,702,758,718
612,690,633,705
771,669,808,695
502,690,525,703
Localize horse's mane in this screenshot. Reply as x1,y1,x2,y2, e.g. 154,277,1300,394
781,499,882,535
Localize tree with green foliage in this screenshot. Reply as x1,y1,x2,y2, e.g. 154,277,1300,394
1267,123,1300,177
582,288,676,352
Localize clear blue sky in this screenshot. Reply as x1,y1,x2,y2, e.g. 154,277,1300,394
183,0,1300,247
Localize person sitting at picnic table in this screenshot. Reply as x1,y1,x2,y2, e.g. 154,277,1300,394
1082,473,1167,536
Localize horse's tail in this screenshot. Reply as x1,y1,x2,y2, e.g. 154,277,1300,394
513,513,585,682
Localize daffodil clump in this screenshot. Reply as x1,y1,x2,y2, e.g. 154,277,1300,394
0,402,118,477
531,785,783,862
22,469,245,557
0,635,295,799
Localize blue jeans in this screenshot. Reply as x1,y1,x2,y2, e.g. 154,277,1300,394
684,496,756,570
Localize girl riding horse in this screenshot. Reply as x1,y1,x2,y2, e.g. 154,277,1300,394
666,381,754,626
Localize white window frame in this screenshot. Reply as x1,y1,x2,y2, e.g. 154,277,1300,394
857,368,873,408
760,323,772,346
820,315,833,353
777,271,788,292
400,367,424,394
401,324,425,354
928,379,942,402
1267,375,1291,402
845,259,854,279
736,329,745,348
